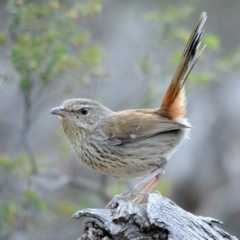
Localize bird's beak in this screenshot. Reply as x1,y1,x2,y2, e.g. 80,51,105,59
50,106,66,117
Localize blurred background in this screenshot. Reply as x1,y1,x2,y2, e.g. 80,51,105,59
0,0,240,239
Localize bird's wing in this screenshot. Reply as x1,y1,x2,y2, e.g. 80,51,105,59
101,110,190,146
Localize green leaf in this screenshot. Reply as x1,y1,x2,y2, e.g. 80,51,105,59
0,34,6,45
79,0,106,17
139,55,150,76
204,34,220,50
81,45,103,64
19,78,30,91
198,73,211,83
10,46,25,72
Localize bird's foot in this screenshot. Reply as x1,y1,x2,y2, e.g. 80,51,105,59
105,189,149,209
105,165,166,208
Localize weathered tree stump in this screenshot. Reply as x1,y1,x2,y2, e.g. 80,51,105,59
73,193,238,240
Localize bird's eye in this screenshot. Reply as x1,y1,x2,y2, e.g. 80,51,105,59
80,107,88,115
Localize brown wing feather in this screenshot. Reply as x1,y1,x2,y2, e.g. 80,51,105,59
101,110,190,145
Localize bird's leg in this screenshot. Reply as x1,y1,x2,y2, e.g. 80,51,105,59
132,172,163,204
105,162,166,208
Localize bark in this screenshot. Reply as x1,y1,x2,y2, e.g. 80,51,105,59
73,193,238,240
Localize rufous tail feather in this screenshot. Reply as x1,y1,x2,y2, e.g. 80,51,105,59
159,12,207,120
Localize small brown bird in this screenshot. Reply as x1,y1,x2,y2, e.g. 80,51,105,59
50,12,207,207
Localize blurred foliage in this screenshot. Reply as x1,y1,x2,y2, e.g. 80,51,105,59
7,0,105,90
4,0,105,172
107,181,128,196
56,201,79,216
0,33,6,45
1,0,106,175
0,154,48,239
0,0,106,239
139,5,240,108
154,178,172,196
0,202,17,240
0,154,27,175
23,188,47,212
216,51,240,74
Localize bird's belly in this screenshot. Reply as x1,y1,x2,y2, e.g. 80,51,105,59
80,151,160,178
76,128,188,178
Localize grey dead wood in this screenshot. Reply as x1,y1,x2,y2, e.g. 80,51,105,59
72,193,238,240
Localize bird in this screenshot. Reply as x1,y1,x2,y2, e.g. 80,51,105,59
50,12,207,208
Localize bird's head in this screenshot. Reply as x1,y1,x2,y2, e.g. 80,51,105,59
50,98,112,130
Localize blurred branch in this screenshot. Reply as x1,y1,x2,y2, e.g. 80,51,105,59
3,0,106,174
73,193,238,240
71,176,100,192
71,175,109,202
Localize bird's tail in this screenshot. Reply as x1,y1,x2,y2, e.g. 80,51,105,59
159,12,207,120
